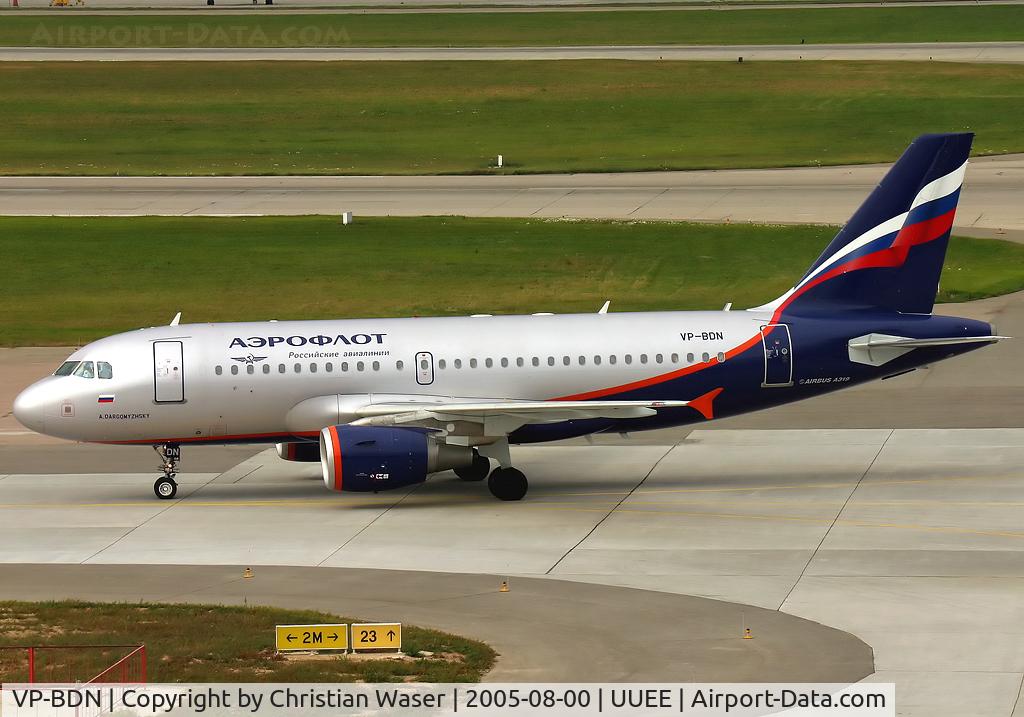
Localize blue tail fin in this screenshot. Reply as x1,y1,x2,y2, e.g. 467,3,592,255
761,133,972,316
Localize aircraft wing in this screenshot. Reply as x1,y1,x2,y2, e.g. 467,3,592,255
347,398,689,441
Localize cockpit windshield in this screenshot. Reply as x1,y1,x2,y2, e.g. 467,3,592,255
53,360,113,379
53,361,79,376
73,361,95,379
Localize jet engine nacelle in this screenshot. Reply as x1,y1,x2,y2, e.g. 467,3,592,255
319,425,473,492
275,442,321,462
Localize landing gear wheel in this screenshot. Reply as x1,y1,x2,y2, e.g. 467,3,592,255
488,467,528,501
154,476,178,500
455,452,491,482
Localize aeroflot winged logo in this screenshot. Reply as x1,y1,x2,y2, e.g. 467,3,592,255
232,354,267,365
229,333,388,349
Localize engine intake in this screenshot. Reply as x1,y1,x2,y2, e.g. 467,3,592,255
275,441,321,462
319,425,472,492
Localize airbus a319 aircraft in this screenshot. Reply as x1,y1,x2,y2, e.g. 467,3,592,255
14,133,1007,501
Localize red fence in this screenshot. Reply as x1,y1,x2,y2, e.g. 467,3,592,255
0,645,146,685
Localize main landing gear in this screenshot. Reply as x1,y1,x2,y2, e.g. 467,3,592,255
459,441,529,501
153,443,180,499
488,467,528,501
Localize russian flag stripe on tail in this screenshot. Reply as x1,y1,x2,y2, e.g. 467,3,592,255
758,133,973,316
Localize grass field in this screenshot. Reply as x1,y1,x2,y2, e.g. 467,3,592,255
2,216,1022,347
6,6,1024,47
0,601,494,682
0,61,1020,176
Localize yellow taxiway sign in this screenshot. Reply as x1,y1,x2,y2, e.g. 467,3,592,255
275,624,348,651
351,623,401,651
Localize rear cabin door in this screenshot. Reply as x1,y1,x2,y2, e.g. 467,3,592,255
760,324,793,388
415,351,434,386
154,340,185,402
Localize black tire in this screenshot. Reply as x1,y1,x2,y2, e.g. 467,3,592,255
154,476,178,500
455,452,490,482
487,467,528,501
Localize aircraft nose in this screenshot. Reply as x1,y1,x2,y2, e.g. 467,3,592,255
13,383,46,433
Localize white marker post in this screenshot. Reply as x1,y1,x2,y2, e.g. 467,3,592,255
342,211,354,225
496,155,503,168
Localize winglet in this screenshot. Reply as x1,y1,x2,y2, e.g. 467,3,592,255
169,311,181,327
598,300,611,315
689,387,724,420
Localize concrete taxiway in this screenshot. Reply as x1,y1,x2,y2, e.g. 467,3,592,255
4,41,1024,62
2,153,1022,234
1,429,1022,714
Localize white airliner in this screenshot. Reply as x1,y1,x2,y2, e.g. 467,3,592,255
13,134,1006,501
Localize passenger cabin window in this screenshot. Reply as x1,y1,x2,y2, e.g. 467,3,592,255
547,357,555,367
262,364,270,374
73,361,95,379
563,356,570,366
54,361,79,377
516,357,524,368
97,362,113,379
655,354,663,364
326,362,333,372
396,360,404,371
278,364,286,373
215,365,223,376
702,352,711,363
357,361,365,371
470,358,478,369
609,355,617,365
294,363,301,373
501,358,509,368
687,353,695,363
640,354,648,364
372,361,380,371
625,355,633,365
717,352,726,363
247,365,255,375
671,353,679,363
485,358,493,368
532,357,539,367
594,355,601,365
309,363,317,373
231,365,239,375
454,359,462,369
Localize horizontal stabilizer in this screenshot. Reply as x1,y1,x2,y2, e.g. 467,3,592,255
849,333,1009,366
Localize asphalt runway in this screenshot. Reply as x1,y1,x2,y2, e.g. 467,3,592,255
0,564,872,683
8,0,1021,8
6,0,1023,10
4,41,1024,62
3,153,1022,234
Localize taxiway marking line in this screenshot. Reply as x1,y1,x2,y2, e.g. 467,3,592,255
524,505,1024,541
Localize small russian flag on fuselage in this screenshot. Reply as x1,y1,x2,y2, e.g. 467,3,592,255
98,394,115,404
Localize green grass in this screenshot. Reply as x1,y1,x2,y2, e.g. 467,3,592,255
2,216,1022,346
0,600,495,682
5,6,1024,47
0,61,1021,176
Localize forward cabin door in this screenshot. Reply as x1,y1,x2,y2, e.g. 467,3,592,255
153,340,185,402
760,324,793,387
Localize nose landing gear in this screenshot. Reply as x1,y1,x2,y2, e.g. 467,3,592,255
153,444,180,499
